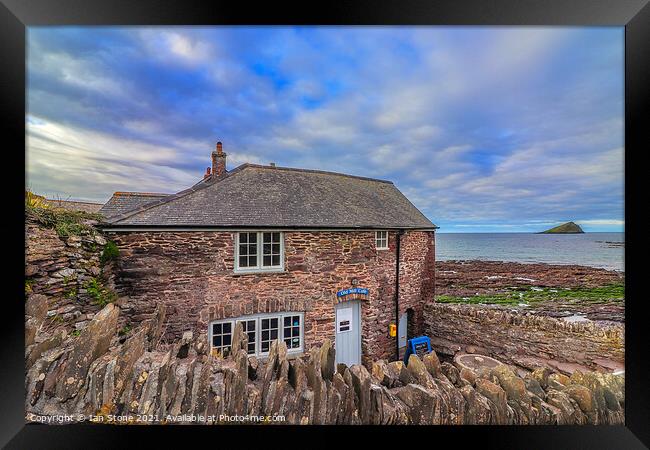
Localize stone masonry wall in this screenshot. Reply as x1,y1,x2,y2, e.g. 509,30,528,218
25,219,111,334
25,302,625,425
107,230,435,365
423,303,624,375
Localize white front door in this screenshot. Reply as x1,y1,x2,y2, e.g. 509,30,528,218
335,301,362,366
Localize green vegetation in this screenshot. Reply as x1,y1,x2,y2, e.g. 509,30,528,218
540,221,584,234
25,278,35,295
65,287,78,300
26,190,103,238
71,329,81,337
83,277,117,307
436,283,624,306
100,241,120,265
118,324,132,336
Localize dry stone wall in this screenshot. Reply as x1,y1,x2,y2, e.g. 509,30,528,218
25,217,119,336
25,303,624,425
423,303,624,375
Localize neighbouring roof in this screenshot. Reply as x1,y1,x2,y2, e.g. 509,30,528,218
44,199,104,213
103,164,437,229
99,192,170,219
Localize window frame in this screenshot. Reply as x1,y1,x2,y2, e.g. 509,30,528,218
234,231,285,273
209,311,304,358
375,230,389,250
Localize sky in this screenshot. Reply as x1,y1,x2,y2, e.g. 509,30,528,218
26,26,624,233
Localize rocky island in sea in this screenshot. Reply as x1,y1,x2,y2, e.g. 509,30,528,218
539,221,584,234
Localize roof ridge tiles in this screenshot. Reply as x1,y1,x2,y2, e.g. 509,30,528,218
242,164,394,184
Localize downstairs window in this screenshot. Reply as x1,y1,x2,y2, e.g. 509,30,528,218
209,312,304,358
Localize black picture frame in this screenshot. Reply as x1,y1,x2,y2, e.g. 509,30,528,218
2,0,648,447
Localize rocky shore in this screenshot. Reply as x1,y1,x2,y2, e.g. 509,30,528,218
436,260,624,323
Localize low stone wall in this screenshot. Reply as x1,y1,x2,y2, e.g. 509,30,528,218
25,301,624,425
424,303,624,375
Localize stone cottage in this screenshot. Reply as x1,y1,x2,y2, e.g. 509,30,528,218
100,142,437,366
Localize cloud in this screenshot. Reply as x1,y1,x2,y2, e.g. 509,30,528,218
26,27,624,232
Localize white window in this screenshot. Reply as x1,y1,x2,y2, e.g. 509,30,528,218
375,230,389,250
235,231,284,272
209,312,304,358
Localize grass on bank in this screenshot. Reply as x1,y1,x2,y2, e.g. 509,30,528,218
26,190,104,238
436,283,625,306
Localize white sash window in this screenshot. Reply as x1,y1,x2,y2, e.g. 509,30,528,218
235,231,284,272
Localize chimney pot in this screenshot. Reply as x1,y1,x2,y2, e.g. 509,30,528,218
216,141,223,156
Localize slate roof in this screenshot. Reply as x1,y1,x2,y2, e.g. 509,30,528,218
99,192,170,219
104,164,437,229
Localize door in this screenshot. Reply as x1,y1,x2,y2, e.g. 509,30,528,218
335,301,362,366
398,312,408,349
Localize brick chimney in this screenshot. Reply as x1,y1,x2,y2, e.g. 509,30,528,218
211,141,227,177
203,167,211,179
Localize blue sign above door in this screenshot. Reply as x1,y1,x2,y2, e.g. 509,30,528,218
336,287,369,297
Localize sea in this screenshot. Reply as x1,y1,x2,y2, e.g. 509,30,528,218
435,232,625,272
